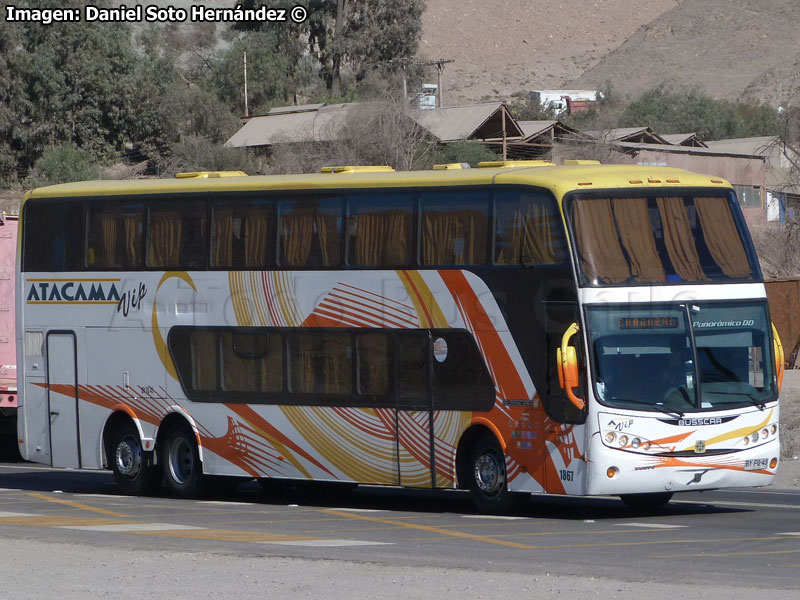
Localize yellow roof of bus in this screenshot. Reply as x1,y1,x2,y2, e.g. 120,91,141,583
23,164,732,207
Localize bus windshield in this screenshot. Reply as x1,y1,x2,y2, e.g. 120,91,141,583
566,191,759,286
587,301,776,413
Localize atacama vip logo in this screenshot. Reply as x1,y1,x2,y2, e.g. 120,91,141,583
26,279,121,304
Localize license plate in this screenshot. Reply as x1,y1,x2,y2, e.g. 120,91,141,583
745,458,769,471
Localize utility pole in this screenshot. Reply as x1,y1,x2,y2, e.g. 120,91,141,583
243,52,249,118
392,58,454,108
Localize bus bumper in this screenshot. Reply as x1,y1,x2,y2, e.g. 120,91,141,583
585,433,780,496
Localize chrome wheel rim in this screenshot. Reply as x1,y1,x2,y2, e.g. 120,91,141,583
115,435,142,478
474,450,505,497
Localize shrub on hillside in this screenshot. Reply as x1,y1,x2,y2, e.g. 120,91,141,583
25,145,100,188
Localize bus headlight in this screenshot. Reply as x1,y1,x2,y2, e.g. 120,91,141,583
604,432,616,444
750,432,760,443
770,424,777,435
761,428,769,439
743,436,750,446
618,435,629,447
631,437,641,449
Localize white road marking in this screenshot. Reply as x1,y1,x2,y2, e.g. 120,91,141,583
330,508,386,513
776,532,800,536
462,515,528,520
74,494,128,499
0,511,36,518
58,523,204,532
673,499,800,510
617,522,688,529
200,501,258,506
264,539,393,547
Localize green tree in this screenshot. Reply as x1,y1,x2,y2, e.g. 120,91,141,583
25,144,100,188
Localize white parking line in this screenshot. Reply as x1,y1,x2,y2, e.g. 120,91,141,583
0,511,36,518
264,539,393,547
777,532,800,536
58,523,204,532
462,515,528,520
617,522,688,529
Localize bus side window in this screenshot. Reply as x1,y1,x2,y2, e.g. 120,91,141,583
493,190,567,266
397,331,430,407
347,192,414,267
211,198,276,269
431,330,494,411
147,199,207,269
419,191,489,266
86,200,144,269
279,197,343,268
23,200,84,272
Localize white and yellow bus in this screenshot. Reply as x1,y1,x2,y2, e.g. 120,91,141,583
16,162,783,511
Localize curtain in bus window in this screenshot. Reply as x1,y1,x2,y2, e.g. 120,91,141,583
570,198,629,284
281,208,314,267
123,214,141,267
495,192,564,265
656,196,708,281
191,331,217,391
611,197,666,282
149,210,182,267
290,333,316,393
315,211,341,267
694,196,752,278
353,210,411,266
357,333,390,395
421,202,488,265
244,206,272,267
322,334,352,394
101,213,118,267
213,208,234,267
221,332,282,393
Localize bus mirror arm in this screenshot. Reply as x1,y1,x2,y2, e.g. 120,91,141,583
556,322,586,411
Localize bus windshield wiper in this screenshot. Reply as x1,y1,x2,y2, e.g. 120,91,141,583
609,397,685,418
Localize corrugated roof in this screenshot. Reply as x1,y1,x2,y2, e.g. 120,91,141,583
661,133,707,147
411,102,522,142
585,127,669,144
226,103,362,147
517,120,558,138
704,136,779,155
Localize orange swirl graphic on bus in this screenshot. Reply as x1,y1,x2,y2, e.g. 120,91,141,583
151,271,197,380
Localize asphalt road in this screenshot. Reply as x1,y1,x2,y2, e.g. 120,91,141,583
2,460,799,598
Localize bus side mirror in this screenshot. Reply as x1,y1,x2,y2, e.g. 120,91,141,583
556,322,586,411
772,323,784,393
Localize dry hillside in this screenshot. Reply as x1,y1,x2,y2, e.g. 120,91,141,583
421,0,799,107
420,0,679,105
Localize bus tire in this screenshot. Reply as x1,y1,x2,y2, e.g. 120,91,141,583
468,432,525,513
619,492,673,510
110,421,161,496
161,422,205,498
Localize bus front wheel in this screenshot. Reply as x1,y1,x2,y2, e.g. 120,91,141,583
110,422,161,495
468,432,526,513
160,423,205,498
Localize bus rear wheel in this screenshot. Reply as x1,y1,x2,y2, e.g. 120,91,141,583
619,492,673,510
160,423,205,498
110,422,161,495
468,432,525,513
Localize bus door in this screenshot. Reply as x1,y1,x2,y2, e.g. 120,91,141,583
46,331,81,468
541,302,587,494
395,331,435,488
